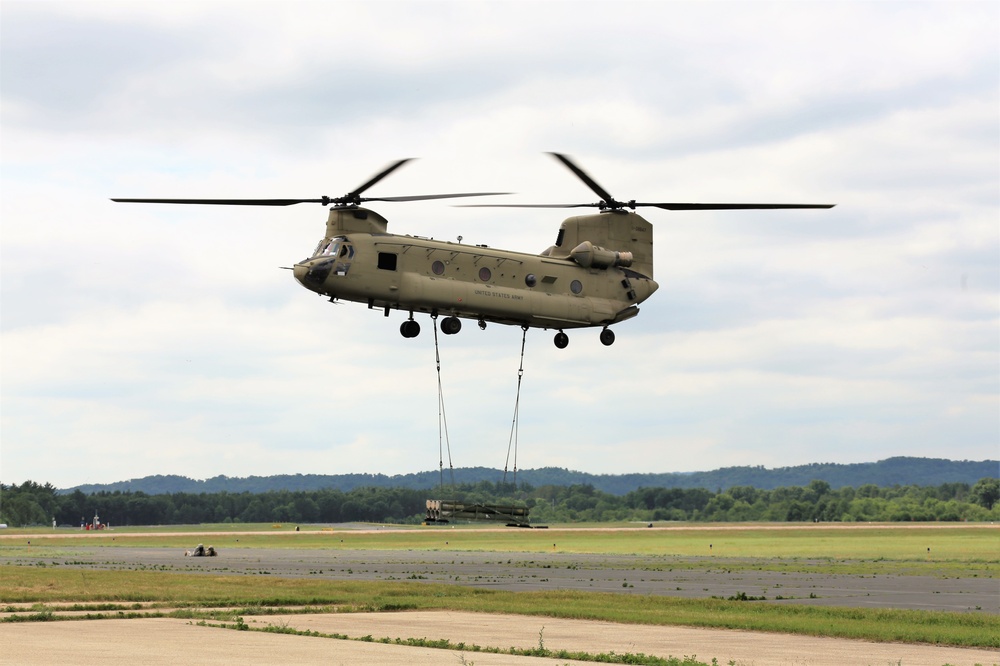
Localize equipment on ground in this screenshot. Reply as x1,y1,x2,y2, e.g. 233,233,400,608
185,543,217,556
424,499,533,527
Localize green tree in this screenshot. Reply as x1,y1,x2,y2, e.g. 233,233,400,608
2,494,49,526
970,478,1000,510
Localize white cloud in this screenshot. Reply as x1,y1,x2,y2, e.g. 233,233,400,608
2,1,997,487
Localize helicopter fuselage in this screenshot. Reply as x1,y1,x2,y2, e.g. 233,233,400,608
112,153,830,348
292,206,659,343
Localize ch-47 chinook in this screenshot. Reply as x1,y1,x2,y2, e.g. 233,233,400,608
113,154,833,348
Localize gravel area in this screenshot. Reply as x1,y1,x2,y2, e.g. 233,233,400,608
3,545,995,613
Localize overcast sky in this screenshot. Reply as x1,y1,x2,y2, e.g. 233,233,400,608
2,1,997,489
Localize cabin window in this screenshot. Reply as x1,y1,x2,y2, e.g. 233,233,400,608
432,260,445,275
478,267,492,281
525,274,537,287
377,252,397,271
570,279,583,294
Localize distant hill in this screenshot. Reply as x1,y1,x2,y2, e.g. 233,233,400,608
63,457,998,496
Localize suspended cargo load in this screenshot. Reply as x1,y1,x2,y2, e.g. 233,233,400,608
425,499,532,527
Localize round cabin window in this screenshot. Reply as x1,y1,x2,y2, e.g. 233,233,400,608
570,279,583,294
479,267,492,281
525,274,537,287
432,260,445,275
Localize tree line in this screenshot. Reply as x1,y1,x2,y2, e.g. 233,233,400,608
2,477,998,528
65,457,999,496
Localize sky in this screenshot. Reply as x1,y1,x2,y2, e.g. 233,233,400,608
1,1,997,489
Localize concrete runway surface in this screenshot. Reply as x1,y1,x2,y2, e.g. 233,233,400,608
2,611,997,666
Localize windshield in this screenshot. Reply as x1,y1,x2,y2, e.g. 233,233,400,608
313,237,347,258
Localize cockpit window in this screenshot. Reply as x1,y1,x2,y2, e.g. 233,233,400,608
313,237,348,258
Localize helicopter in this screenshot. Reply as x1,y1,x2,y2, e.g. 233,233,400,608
113,154,833,348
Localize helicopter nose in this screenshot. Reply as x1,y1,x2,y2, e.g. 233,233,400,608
293,260,332,292
293,263,310,286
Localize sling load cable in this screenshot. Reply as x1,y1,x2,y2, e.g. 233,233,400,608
502,326,528,487
432,315,456,489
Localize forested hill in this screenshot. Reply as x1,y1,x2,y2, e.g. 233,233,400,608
63,457,997,496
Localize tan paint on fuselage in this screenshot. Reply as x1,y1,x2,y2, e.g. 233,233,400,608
293,207,658,330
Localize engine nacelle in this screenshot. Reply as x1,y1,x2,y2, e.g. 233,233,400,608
570,241,633,269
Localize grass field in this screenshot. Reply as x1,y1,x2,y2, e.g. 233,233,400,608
4,521,997,558
2,522,998,651
3,522,996,576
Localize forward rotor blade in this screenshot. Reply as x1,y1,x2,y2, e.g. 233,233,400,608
111,198,324,206
350,158,414,198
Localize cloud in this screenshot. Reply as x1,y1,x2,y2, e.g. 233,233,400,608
1,1,997,487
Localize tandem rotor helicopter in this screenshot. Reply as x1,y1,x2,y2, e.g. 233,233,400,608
113,153,833,348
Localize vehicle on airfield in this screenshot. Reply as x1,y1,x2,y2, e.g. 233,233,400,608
185,543,217,557
113,153,833,348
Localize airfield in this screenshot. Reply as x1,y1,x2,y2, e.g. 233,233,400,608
2,523,998,665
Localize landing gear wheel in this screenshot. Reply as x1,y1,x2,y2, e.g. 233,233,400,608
600,328,615,346
441,316,462,335
554,331,569,349
400,319,421,338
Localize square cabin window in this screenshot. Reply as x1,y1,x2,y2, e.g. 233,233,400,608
377,252,398,271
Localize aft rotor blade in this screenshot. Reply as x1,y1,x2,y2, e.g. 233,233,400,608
458,202,836,210
455,203,598,208
549,152,617,203
640,202,836,210
111,198,325,206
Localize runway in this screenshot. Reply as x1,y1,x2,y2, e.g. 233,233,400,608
2,611,997,666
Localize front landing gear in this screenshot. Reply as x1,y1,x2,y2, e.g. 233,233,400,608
553,331,569,349
400,318,420,338
600,327,615,346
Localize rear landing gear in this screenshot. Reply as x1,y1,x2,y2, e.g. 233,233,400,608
441,316,462,335
400,318,420,338
600,327,615,346
554,331,569,349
